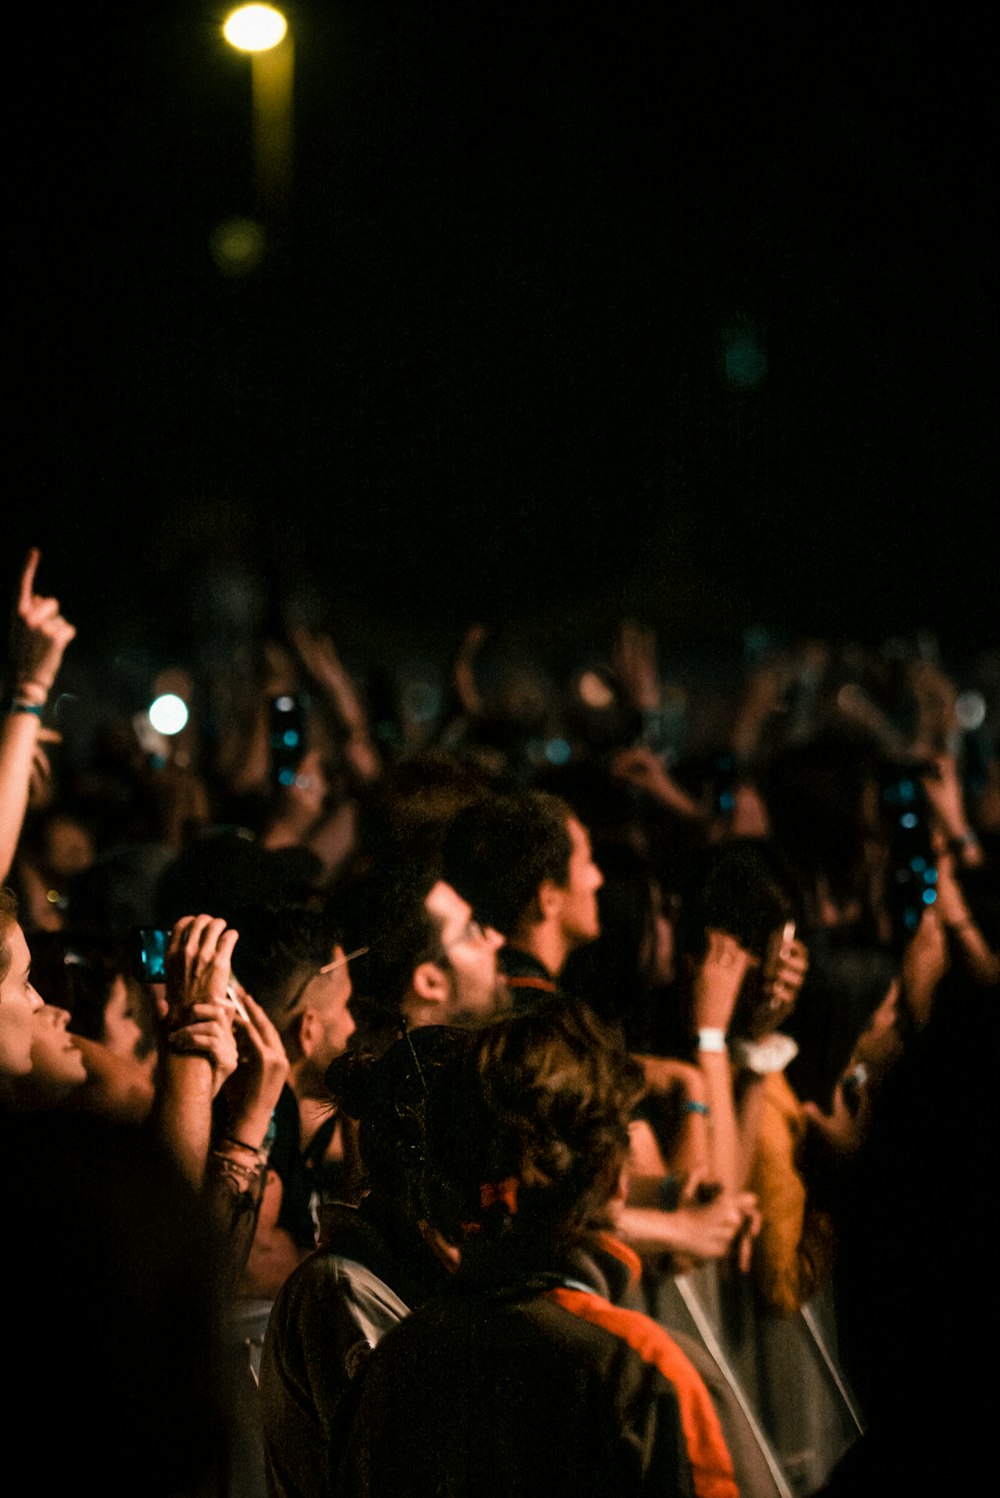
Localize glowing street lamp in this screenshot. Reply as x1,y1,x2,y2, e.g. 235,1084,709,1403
223,5,293,214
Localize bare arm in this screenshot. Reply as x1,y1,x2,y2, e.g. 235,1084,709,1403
0,549,76,880
152,915,240,1187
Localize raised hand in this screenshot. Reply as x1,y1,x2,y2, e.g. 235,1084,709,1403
692,929,756,1034
221,984,290,1149
12,548,76,701
164,915,242,1095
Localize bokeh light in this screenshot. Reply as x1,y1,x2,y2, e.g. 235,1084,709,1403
148,693,189,735
223,5,288,53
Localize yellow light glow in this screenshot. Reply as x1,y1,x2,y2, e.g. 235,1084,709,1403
223,5,288,52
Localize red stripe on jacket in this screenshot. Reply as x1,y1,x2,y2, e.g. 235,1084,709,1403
546,1287,738,1498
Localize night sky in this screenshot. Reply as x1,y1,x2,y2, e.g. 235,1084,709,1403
10,2,998,673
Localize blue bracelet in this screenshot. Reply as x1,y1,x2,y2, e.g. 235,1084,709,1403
683,1100,710,1116
7,700,44,718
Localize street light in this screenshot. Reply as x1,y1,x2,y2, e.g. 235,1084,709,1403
223,5,293,215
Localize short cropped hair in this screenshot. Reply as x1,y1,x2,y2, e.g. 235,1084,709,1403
442,791,574,936
228,905,342,1028
425,1001,644,1264
0,887,19,986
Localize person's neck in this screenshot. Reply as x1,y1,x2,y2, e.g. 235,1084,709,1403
511,925,567,980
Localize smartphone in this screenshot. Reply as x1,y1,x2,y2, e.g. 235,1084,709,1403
269,693,308,791
129,927,169,984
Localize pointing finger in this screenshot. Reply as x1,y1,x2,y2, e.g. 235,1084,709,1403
19,548,40,611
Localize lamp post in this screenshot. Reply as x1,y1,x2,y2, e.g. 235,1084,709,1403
223,5,293,216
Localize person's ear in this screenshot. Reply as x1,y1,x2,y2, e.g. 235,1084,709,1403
411,961,450,1006
296,1006,319,1059
537,881,563,921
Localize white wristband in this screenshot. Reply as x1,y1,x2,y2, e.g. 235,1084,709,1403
696,1028,727,1054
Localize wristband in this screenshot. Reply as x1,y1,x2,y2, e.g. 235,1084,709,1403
696,1028,727,1054
7,700,44,718
220,1132,270,1163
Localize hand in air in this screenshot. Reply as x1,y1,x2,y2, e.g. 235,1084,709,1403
13,548,76,696
164,915,241,1094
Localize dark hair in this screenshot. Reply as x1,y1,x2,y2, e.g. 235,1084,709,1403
325,1026,471,1219
442,790,574,935
26,930,156,1055
561,842,661,1046
0,887,18,985
424,1002,644,1269
674,839,799,966
340,866,443,1018
228,905,342,1026
757,727,880,914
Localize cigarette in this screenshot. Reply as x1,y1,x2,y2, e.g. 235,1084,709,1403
320,946,369,974
225,983,250,1024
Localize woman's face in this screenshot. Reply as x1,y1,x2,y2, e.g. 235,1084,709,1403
30,1005,88,1090
101,974,145,1063
0,923,45,1076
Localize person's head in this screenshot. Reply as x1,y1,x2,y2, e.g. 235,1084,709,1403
0,889,45,1077
349,871,505,1035
325,1025,471,1232
675,840,804,1040
561,842,675,1047
424,1001,644,1277
20,1004,88,1103
229,905,355,1093
26,930,154,1066
443,792,603,971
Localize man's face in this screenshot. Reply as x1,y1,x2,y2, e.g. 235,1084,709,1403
295,943,356,1075
425,880,505,1020
0,923,44,1077
554,817,603,949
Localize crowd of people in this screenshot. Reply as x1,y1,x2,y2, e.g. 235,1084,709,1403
2,547,997,1496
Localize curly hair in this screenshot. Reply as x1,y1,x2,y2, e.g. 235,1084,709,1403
425,1001,644,1268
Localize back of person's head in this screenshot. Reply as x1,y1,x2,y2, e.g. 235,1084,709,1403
228,903,342,1026
154,826,322,928
424,1002,644,1272
561,841,660,1039
674,838,800,968
359,753,495,887
442,790,573,935
757,725,881,908
325,1026,471,1221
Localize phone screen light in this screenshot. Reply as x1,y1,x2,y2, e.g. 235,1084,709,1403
148,694,189,735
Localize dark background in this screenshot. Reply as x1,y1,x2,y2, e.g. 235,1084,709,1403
9,1,998,679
